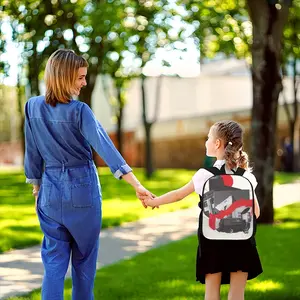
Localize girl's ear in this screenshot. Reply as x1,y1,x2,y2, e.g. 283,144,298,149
215,138,221,149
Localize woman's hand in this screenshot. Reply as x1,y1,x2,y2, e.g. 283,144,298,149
35,195,38,212
33,185,39,212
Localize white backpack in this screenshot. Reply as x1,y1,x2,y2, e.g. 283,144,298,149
200,165,255,240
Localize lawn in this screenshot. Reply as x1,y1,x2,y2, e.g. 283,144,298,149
7,203,300,300
273,171,300,185
0,167,197,253
0,168,300,253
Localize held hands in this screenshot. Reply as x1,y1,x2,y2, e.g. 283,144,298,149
143,195,159,208
135,185,159,209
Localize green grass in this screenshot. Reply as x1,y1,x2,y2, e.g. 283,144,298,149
7,203,300,300
1,168,300,254
0,167,197,253
274,171,300,185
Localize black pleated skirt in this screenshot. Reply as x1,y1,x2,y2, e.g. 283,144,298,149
196,235,263,284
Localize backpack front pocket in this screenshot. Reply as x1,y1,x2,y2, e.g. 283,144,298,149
71,183,92,208
202,175,254,240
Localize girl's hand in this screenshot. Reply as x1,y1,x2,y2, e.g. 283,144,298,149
144,196,159,208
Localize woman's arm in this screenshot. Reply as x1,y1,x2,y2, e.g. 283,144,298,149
79,103,132,180
24,101,44,186
144,181,195,207
121,172,154,208
79,104,155,208
121,172,142,189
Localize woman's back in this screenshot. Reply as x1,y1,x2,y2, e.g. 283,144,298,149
25,96,92,166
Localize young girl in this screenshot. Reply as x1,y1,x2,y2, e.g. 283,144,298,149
144,120,263,300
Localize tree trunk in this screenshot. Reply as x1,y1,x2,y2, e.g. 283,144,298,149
79,72,97,107
116,86,124,155
292,57,299,171
141,75,154,178
17,82,25,165
282,57,299,172
145,122,153,178
27,51,40,96
248,0,290,224
289,122,296,171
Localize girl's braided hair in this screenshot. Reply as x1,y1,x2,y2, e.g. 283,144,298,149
212,120,250,170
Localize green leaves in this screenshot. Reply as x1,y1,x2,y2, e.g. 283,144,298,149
181,0,251,61
282,0,300,66
2,0,181,101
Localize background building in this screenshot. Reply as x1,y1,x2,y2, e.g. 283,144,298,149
1,59,298,170
91,59,299,170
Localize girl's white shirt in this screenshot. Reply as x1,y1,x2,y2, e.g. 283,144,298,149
192,159,258,196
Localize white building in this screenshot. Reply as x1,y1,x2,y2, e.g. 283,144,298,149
90,58,298,169
92,58,296,140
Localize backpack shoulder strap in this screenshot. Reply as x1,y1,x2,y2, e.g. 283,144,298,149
234,167,246,176
203,167,222,176
220,164,226,174
219,164,246,176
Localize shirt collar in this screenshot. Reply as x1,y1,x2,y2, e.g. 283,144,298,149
213,159,225,168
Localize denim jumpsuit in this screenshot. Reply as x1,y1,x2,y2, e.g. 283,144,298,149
24,96,132,300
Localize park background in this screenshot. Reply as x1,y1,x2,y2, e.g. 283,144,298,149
0,0,300,299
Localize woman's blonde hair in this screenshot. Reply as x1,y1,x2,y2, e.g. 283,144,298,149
45,49,88,106
212,120,250,170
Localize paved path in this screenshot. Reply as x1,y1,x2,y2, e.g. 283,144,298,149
0,182,299,299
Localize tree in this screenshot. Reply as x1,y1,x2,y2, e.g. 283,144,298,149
182,1,251,62
248,0,291,223
16,64,26,164
127,0,179,178
100,21,140,155
181,0,293,223
281,0,300,171
101,70,133,155
3,0,132,107
0,14,10,82
4,0,86,96
4,0,177,167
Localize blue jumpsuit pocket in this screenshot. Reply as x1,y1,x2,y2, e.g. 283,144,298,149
71,183,93,208
40,184,52,207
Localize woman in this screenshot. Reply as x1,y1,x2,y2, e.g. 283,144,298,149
24,49,152,299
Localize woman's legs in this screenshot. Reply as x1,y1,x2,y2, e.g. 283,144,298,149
205,272,222,300
228,271,248,300
38,208,71,300
71,238,99,300
65,205,101,300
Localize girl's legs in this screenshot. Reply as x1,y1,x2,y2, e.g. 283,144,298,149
228,271,248,300
205,272,222,300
